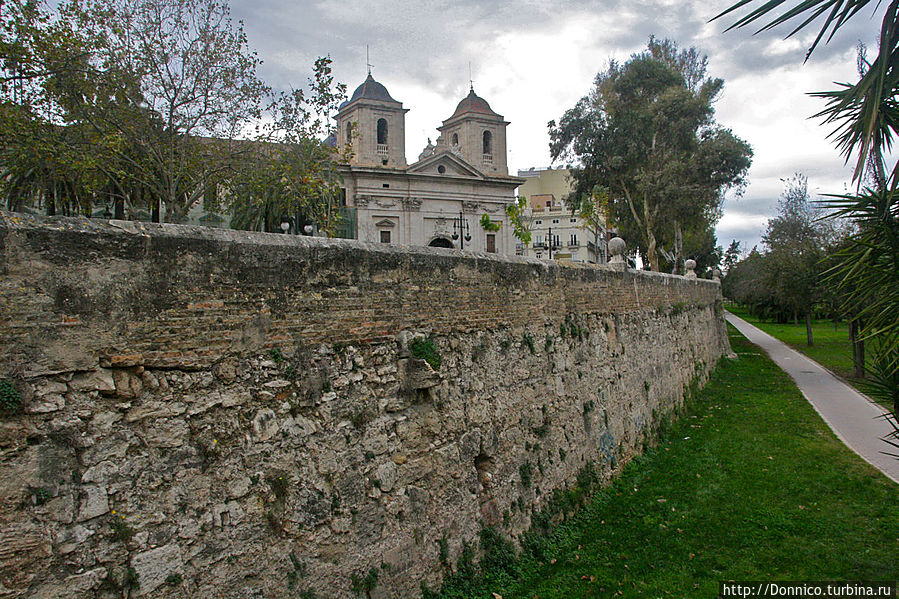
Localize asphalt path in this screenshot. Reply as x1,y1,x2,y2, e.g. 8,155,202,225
726,312,899,485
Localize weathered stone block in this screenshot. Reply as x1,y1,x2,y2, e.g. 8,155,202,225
69,369,115,394
76,485,109,521
130,543,183,596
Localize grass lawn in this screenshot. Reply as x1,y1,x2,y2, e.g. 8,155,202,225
724,304,862,387
430,328,899,598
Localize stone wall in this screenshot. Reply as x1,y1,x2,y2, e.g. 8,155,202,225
0,212,729,598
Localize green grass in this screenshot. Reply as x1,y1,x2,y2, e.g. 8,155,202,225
725,304,867,390
429,328,899,598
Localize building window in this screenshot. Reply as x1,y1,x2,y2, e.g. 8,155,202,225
552,219,559,224
486,234,496,253
346,124,352,145
482,130,492,154
570,218,577,223
535,235,543,247
535,220,542,225
377,118,388,145
380,230,391,244
570,234,578,246
452,133,459,146
438,165,446,174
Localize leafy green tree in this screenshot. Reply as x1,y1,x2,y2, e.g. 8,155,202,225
70,0,268,221
505,195,532,248
549,37,752,272
227,56,348,235
0,0,110,215
722,239,742,273
762,174,830,344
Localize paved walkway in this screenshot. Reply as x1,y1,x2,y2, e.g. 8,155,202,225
726,312,899,484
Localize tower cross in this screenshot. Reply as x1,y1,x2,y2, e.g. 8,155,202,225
366,45,373,76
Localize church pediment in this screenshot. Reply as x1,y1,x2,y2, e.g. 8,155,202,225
407,150,486,179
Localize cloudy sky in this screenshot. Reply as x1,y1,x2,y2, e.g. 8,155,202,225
229,0,892,253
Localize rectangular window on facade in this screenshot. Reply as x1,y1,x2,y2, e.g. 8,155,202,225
570,234,578,246
552,219,559,224
486,234,496,253
570,218,577,223
536,235,543,247
380,230,391,244
535,220,542,225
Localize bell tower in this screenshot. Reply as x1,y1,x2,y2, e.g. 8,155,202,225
336,74,408,168
437,86,509,175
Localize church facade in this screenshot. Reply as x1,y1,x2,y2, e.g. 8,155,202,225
334,74,523,254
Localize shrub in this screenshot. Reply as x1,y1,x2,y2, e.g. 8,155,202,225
409,337,441,371
0,379,22,414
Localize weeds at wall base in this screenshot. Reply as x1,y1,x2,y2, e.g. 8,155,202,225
423,366,713,598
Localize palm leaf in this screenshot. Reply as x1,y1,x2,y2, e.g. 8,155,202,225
811,1,899,181
711,0,880,58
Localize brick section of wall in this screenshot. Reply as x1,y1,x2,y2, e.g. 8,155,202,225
1,213,721,375
0,212,728,599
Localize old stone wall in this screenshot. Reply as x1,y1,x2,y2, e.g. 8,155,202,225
0,212,729,598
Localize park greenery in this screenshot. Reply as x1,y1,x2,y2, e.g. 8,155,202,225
723,174,847,346
716,0,899,417
0,0,347,231
549,37,753,273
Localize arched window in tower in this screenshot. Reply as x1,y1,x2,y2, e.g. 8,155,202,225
452,133,459,146
482,130,492,155
346,123,352,145
377,119,388,145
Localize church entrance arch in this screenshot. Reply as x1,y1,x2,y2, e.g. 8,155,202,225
428,237,454,249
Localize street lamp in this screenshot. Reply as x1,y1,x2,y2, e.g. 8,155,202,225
540,226,561,260
280,214,291,234
451,211,471,249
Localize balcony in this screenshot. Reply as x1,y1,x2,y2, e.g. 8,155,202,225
376,144,389,158
482,153,493,166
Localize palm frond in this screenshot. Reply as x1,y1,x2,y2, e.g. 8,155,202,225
711,0,880,58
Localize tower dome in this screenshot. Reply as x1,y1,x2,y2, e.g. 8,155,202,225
449,88,499,119
347,73,398,104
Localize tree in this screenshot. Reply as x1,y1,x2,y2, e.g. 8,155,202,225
716,0,899,419
762,174,830,345
723,246,777,316
505,195,533,248
53,0,268,221
722,239,742,273
227,56,348,235
549,37,752,272
1,0,111,216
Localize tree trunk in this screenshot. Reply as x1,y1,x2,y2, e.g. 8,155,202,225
805,312,813,346
672,219,683,275
643,194,658,270
850,318,865,378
